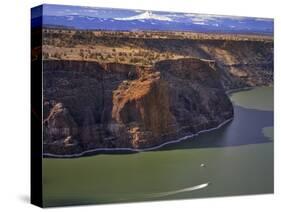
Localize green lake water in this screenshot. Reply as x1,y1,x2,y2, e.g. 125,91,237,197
230,86,273,111
42,86,274,207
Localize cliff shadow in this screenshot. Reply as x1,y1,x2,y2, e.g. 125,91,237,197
153,105,273,152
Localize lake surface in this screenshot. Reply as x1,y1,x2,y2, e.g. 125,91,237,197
43,86,273,207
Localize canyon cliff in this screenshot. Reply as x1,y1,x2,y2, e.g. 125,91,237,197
139,39,273,90
41,30,273,156
43,58,233,155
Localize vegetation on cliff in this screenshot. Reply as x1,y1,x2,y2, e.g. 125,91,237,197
42,29,273,90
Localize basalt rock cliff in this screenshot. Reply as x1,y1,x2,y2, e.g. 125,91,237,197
131,39,273,90
43,58,233,155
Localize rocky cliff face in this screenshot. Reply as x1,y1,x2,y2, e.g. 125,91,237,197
136,39,273,90
43,58,233,155
42,29,273,92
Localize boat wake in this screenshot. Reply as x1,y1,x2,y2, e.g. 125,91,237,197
147,182,210,198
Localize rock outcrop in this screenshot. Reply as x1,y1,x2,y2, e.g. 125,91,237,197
43,58,233,155
111,71,176,148
43,102,81,154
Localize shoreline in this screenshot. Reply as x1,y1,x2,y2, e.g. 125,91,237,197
226,85,273,95
43,117,233,158
225,86,253,95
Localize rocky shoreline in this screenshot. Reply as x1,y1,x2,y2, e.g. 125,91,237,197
43,117,233,158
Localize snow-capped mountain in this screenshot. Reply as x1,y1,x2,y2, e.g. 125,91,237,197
115,11,172,21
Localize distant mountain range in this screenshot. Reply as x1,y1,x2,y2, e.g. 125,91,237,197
31,4,273,35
